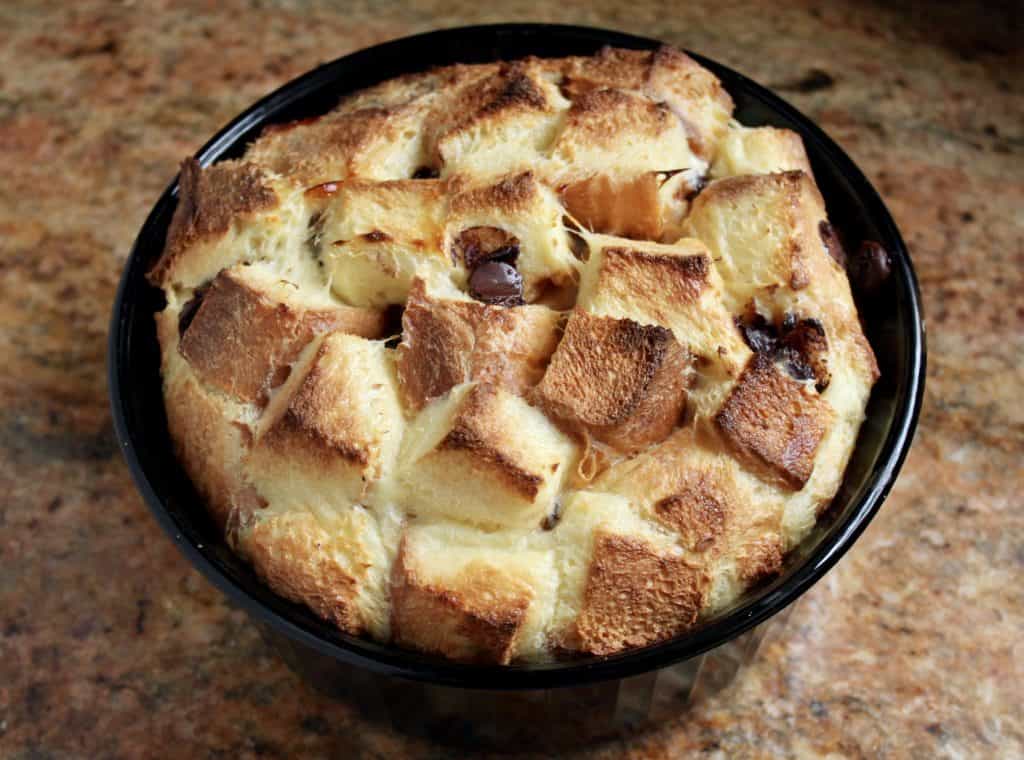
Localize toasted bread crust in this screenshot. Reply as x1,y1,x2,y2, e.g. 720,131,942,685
390,538,532,664
179,267,384,404
149,158,277,287
396,280,560,411
536,310,691,452
576,532,707,655
439,384,545,500
716,353,833,489
245,510,364,632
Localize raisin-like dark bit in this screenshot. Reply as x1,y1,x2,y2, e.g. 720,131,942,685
736,313,779,354
779,346,816,383
849,241,891,296
177,285,209,337
469,261,524,307
818,220,846,268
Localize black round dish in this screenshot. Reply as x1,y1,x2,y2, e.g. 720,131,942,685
109,23,925,745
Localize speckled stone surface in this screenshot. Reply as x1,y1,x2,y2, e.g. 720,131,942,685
1,1,1021,757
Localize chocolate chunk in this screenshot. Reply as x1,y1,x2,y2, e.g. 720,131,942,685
849,241,891,296
452,226,520,268
469,261,524,306
818,220,846,268
738,311,831,391
178,285,209,337
780,316,830,392
736,313,779,354
411,166,439,179
779,347,816,383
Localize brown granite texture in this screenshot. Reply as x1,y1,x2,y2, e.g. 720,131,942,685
1,1,1021,757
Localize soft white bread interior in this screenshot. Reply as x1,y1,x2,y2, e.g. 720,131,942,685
390,521,557,664
394,382,578,529
711,123,813,180
245,333,404,512
396,278,562,411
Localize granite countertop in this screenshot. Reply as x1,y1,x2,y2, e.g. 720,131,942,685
1,1,1021,757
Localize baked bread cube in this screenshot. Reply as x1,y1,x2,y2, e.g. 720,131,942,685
395,383,577,529
559,46,733,159
710,124,813,179
534,309,692,453
683,170,840,309
156,308,257,530
590,426,787,611
320,178,455,307
549,87,704,182
430,60,568,179
149,158,323,293
446,172,579,302
239,504,391,637
551,491,708,656
246,102,431,186
576,235,752,419
715,352,834,490
245,333,404,511
396,279,562,411
177,262,385,404
390,522,557,664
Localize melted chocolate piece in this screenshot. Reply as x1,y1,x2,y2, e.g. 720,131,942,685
411,166,439,179
469,261,524,306
818,220,846,268
737,311,831,391
177,285,209,337
737,313,779,355
778,346,816,383
849,241,891,296
780,316,831,392
452,226,520,268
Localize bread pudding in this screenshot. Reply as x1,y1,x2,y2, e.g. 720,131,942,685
149,46,878,663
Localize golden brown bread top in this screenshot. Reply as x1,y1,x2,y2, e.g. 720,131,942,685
575,531,707,656
716,352,834,490
152,46,877,663
535,309,692,453
390,537,534,664
178,265,385,404
150,158,277,288
396,279,561,411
